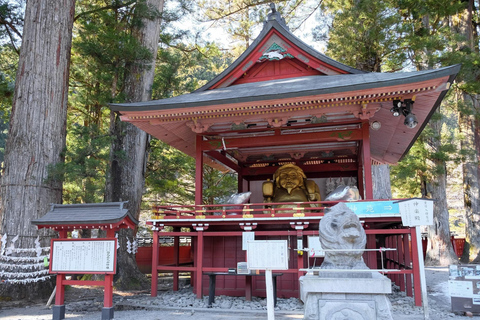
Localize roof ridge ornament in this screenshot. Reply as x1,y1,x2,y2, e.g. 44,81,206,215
265,2,289,30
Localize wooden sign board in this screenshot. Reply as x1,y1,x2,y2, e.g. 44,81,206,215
247,240,288,270
50,239,117,274
307,236,325,257
397,198,434,226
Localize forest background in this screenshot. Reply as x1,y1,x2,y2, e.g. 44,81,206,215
0,0,479,298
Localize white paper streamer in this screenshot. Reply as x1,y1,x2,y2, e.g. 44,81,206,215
335,177,344,188
1,269,50,278
0,262,46,271
126,239,132,254
132,239,138,254
2,275,53,284
1,234,6,256
326,178,336,194
347,177,357,187
0,254,48,262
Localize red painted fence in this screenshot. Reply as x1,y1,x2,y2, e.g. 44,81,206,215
136,246,193,274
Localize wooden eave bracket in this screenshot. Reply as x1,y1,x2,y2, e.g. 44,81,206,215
192,223,209,231
354,104,380,120
290,221,310,230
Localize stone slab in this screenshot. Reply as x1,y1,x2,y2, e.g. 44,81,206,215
300,272,391,302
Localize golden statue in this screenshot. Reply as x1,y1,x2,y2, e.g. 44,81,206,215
262,164,321,208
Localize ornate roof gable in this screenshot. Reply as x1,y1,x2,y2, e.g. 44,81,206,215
196,4,365,91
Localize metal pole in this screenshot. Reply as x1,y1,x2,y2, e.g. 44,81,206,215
265,269,274,320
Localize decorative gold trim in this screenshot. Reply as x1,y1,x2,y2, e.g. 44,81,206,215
129,85,437,122
195,215,206,219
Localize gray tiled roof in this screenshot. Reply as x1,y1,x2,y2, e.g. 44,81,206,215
110,65,460,112
31,202,138,226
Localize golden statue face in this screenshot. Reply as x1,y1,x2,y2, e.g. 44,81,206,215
277,168,302,194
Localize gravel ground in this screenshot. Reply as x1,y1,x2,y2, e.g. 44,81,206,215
1,267,477,320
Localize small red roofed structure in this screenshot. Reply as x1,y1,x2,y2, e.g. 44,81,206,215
32,202,138,320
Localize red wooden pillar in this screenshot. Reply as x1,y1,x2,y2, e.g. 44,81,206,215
361,121,373,200
54,229,68,309
104,274,114,308
55,274,65,306
195,134,204,206
297,230,304,280
238,171,244,193
196,230,204,299
173,228,180,291
151,229,159,297
410,227,422,306
398,234,406,292
403,233,413,297
366,234,377,268
104,229,116,310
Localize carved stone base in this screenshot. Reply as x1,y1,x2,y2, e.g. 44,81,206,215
299,272,393,320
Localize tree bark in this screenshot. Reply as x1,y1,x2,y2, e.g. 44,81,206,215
456,0,480,263
372,164,392,199
0,0,75,299
105,0,164,290
424,113,458,266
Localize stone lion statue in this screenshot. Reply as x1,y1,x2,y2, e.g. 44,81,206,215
319,202,368,269
262,164,321,208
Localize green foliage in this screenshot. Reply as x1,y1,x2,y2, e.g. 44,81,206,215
153,42,231,98
197,1,319,54
317,0,406,71
145,139,196,205
0,0,23,52
47,123,111,203
0,1,21,166
202,165,237,205
390,139,427,198
0,45,16,164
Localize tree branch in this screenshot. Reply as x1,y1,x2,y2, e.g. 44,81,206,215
74,1,136,22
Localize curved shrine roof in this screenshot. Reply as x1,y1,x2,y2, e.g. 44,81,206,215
31,202,139,229
109,5,460,171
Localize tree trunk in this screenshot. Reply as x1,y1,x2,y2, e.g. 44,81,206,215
424,113,458,266
105,0,164,290
461,96,480,262
0,0,75,299
372,164,392,199
455,0,480,263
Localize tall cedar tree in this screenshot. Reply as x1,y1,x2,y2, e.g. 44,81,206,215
319,0,459,265
450,0,480,262
106,0,164,290
0,0,75,299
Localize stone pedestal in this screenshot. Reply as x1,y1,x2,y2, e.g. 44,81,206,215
299,272,393,320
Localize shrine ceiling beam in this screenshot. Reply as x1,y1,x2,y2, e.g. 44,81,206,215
205,150,241,173
202,128,363,151
241,162,358,178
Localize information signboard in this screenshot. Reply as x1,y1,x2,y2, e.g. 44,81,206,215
449,264,480,312
345,200,399,217
247,240,288,270
50,239,117,274
397,198,434,227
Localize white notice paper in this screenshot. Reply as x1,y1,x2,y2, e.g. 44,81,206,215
50,239,116,273
449,280,473,298
398,198,434,226
247,240,288,270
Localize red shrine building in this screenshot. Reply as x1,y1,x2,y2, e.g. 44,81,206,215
111,6,459,306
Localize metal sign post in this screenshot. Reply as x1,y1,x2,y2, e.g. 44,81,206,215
247,240,289,320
